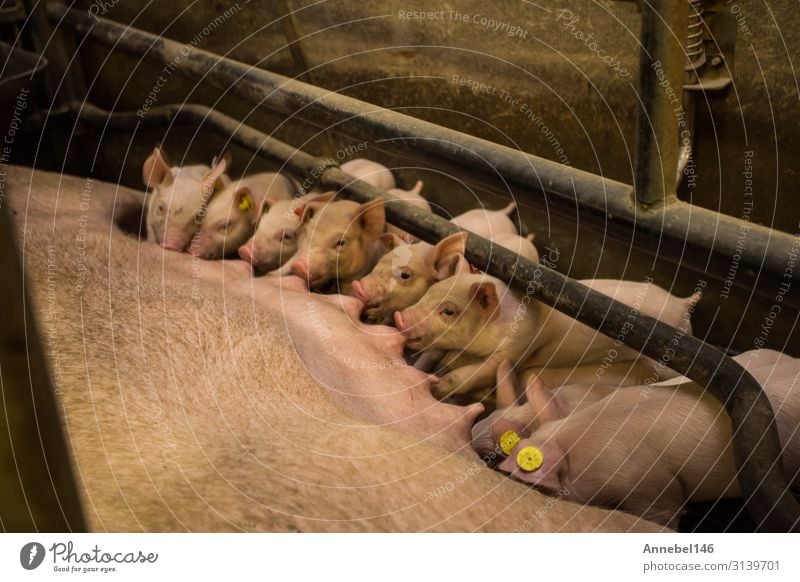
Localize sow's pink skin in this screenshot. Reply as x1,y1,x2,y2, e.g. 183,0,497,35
473,355,800,527
167,255,485,456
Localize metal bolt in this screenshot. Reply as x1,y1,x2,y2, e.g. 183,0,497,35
711,55,723,67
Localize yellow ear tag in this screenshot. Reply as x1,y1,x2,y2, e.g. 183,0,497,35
499,430,521,455
516,446,544,472
238,193,254,212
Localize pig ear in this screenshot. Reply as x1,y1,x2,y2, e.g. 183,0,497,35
260,195,278,215
453,255,471,275
469,281,500,320
142,146,173,188
234,187,257,217
496,359,519,409
357,198,385,241
203,154,229,196
497,439,565,492
212,150,233,171
432,232,468,280
525,375,564,429
379,232,406,253
299,192,337,225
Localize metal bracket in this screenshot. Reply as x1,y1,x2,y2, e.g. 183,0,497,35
683,0,736,92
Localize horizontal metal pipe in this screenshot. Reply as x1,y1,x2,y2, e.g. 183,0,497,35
48,3,799,283
72,102,800,531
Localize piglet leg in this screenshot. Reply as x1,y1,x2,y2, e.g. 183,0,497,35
434,358,502,398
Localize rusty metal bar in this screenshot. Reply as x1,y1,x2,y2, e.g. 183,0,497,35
634,0,686,207
47,2,800,284
71,102,800,531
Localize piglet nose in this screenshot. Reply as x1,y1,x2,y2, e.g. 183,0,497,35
238,244,254,263
393,310,407,332
162,241,185,252
351,280,369,303
290,260,310,281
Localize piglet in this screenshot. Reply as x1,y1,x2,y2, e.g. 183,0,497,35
451,202,517,238
385,181,431,241
340,158,396,191
289,193,387,292
474,352,800,528
143,146,230,251
352,232,469,324
395,275,698,397
490,232,539,263
353,230,537,325
238,193,317,274
192,165,296,260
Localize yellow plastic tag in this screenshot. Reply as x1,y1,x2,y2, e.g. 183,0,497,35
499,430,521,455
238,193,254,212
516,446,544,472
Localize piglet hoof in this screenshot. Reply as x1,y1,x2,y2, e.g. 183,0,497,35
431,374,462,401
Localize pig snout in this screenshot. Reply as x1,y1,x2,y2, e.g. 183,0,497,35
240,244,281,275
291,258,323,286
161,226,192,252
351,279,370,304
162,236,187,252
394,309,426,349
290,259,310,280
238,244,254,264
393,310,409,332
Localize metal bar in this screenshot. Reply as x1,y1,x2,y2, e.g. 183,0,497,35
72,102,800,531
47,3,800,284
278,0,336,159
634,1,686,207
21,0,79,106
0,205,87,532
0,1,26,25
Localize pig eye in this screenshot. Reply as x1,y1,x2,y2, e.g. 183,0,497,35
156,203,165,214
282,230,296,242
397,269,413,282
334,237,347,249
217,221,230,232
440,305,459,318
